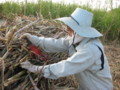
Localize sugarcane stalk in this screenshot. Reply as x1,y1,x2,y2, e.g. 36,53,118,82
0,36,5,41
19,55,29,62
15,19,40,37
0,58,2,71
0,48,7,56
7,55,28,74
4,71,26,87
1,50,10,90
14,75,29,90
21,80,31,90
28,72,40,90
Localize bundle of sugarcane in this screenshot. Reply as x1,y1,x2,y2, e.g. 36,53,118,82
0,16,78,90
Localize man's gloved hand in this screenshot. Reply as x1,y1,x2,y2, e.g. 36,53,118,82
21,61,43,73
20,33,44,47
20,33,33,43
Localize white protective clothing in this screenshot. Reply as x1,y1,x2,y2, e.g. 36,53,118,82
69,33,84,45
24,34,113,90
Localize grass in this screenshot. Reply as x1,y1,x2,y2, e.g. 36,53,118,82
0,0,120,41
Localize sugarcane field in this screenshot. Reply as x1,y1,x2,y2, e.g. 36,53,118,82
0,0,120,90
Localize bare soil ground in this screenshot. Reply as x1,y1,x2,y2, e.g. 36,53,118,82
104,44,120,90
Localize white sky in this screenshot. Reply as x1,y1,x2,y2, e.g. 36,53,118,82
0,0,120,10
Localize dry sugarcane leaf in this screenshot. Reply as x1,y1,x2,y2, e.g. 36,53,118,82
5,26,17,45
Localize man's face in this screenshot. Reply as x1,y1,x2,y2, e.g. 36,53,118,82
66,26,74,37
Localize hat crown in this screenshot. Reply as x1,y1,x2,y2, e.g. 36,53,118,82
71,8,93,26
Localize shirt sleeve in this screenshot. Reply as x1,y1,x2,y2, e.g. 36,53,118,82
43,46,95,79
30,35,69,52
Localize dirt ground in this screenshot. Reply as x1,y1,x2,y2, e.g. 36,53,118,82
104,43,120,90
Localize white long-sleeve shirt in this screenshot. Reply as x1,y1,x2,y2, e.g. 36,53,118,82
30,35,113,90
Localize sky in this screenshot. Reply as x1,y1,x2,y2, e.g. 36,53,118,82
0,0,120,10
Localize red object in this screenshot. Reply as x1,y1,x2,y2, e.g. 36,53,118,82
29,45,48,61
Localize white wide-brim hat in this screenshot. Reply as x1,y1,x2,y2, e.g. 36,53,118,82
57,8,103,38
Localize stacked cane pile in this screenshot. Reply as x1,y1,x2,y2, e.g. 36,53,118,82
0,15,78,90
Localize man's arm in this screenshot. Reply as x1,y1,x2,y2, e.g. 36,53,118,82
30,35,69,52
43,46,95,79
21,33,69,53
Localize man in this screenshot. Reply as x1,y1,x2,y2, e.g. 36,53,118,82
21,8,113,90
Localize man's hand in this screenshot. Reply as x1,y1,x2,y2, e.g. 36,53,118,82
20,33,43,47
20,33,32,42
21,61,43,73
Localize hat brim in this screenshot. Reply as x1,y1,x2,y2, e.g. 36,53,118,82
56,17,103,38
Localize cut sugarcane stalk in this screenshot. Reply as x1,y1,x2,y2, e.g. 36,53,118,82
4,71,26,87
